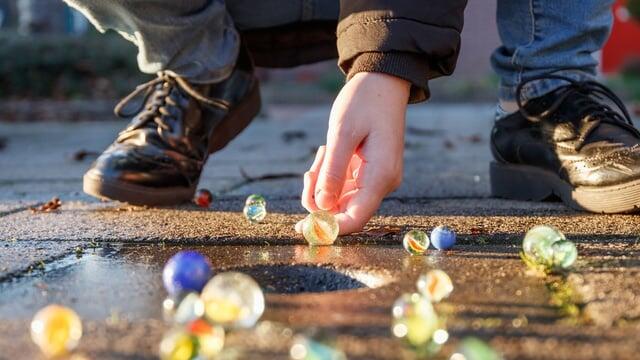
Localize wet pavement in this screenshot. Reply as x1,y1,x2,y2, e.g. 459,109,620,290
0,104,639,359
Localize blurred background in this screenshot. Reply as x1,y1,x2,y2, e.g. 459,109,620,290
0,0,639,121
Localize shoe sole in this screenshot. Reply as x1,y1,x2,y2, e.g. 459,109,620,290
83,81,262,206
83,174,197,206
490,161,640,213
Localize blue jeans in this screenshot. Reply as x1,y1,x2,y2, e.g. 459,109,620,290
64,0,338,83
492,0,614,107
67,0,614,103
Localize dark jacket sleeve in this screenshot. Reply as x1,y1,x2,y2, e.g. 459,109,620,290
337,1,468,103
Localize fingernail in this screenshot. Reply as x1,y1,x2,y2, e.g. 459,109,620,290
315,190,336,210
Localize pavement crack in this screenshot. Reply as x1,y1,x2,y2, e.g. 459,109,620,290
215,168,301,196
0,202,41,218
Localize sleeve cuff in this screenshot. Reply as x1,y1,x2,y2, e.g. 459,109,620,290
345,52,430,103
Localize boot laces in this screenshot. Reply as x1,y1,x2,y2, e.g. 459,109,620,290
516,74,638,150
114,72,231,134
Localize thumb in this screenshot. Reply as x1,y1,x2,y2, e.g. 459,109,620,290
315,131,360,211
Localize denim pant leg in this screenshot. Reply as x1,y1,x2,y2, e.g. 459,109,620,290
491,0,615,104
64,0,240,84
64,0,339,83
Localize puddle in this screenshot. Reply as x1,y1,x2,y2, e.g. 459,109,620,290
226,264,385,294
0,245,395,320
0,246,163,320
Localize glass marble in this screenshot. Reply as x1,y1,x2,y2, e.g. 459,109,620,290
450,337,503,360
402,230,430,255
174,292,205,325
302,210,339,246
31,304,83,358
245,194,267,207
522,225,565,265
430,225,457,250
290,335,347,360
201,272,265,329
416,269,454,302
244,194,267,223
163,251,213,297
187,319,226,358
391,293,439,347
159,328,196,360
193,189,213,208
550,240,578,269
243,203,267,223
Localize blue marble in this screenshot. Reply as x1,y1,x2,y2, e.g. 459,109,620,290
162,251,213,297
430,226,456,250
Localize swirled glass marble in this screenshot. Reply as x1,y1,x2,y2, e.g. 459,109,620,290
302,211,339,246
402,230,430,255
416,269,454,302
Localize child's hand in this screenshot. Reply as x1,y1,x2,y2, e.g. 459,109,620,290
296,72,410,235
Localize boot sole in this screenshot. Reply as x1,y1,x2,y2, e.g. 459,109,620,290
490,161,640,213
83,81,262,206
83,175,197,206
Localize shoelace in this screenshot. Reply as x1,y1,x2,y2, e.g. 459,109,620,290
515,74,638,150
114,71,231,133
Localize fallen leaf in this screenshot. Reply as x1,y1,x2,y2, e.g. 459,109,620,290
30,197,62,213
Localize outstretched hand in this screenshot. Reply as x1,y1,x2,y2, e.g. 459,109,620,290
296,72,410,235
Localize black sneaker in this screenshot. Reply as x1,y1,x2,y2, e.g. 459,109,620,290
490,74,640,213
83,58,260,206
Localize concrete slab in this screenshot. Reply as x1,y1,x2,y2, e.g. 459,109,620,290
1,104,640,359
0,104,497,202
2,198,639,244
0,200,38,215
0,243,638,359
0,241,85,280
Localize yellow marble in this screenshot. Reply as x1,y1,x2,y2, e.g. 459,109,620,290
30,305,82,358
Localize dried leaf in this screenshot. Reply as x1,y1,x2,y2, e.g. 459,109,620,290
30,197,62,213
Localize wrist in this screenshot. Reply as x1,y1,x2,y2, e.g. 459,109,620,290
350,72,411,103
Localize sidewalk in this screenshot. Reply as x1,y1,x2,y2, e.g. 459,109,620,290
0,104,639,359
